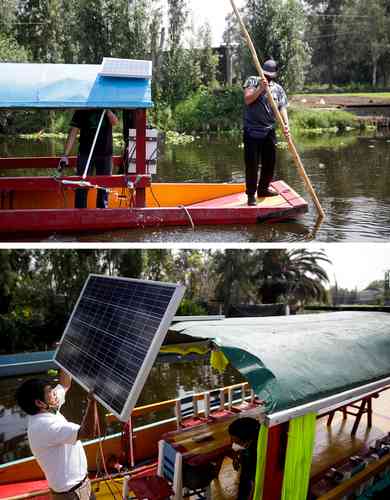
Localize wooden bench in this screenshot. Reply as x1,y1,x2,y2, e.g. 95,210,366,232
325,393,379,436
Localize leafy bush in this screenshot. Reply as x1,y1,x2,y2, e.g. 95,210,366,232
176,298,207,316
288,107,358,132
174,86,244,133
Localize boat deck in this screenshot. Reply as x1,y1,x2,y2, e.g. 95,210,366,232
210,389,390,499
190,180,302,210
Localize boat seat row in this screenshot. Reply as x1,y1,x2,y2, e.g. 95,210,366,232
124,440,209,500
175,383,263,430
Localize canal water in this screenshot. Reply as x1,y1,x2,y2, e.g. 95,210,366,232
0,358,244,465
1,129,390,242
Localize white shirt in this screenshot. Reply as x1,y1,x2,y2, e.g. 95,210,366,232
27,384,87,493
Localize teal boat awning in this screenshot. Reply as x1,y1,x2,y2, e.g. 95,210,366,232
0,63,153,109
169,312,390,422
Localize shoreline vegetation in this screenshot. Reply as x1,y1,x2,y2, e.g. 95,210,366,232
1,90,386,146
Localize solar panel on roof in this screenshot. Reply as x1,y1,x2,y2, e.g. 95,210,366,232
54,275,185,421
100,57,152,79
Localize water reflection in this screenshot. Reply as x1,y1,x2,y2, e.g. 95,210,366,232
0,358,244,464
1,130,390,241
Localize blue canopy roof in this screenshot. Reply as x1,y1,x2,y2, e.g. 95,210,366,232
0,63,153,109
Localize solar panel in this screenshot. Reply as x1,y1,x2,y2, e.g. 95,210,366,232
54,275,185,421
100,57,152,79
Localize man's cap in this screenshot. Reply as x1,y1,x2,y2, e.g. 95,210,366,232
262,59,277,77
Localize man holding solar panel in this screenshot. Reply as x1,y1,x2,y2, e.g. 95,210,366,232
16,369,98,499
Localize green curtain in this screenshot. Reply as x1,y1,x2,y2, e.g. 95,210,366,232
253,425,269,500
281,413,317,500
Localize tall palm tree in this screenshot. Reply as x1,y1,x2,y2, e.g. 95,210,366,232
259,249,331,309
213,250,257,314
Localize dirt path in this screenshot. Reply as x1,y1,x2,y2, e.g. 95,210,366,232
291,94,390,108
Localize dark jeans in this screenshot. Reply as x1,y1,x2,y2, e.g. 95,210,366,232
237,477,254,500
243,129,276,196
50,477,95,500
75,155,112,209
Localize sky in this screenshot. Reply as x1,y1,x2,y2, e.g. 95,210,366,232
321,245,390,290
188,0,246,46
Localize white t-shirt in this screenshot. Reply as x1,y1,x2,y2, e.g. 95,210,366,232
27,384,88,493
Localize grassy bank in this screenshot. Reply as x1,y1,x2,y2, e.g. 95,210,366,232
295,92,390,99
288,106,359,134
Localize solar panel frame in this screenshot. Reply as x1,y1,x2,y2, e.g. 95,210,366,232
53,274,185,421
100,57,153,79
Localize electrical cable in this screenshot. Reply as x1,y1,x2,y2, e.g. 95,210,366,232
178,205,195,231
93,403,124,500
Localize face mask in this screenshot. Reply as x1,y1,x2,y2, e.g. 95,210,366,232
232,442,246,452
45,402,59,413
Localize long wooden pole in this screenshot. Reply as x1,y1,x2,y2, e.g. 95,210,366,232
229,0,325,219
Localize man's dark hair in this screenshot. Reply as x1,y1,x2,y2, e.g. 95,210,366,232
15,378,52,415
228,417,260,441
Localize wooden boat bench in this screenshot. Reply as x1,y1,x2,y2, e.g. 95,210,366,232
320,393,380,436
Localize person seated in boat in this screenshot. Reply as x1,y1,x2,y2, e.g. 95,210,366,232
15,370,97,499
59,109,119,209
243,59,290,206
119,110,135,174
228,416,260,499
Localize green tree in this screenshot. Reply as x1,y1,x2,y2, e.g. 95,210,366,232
244,0,310,90
213,250,256,314
76,0,107,63
305,0,345,86
0,0,18,37
125,0,151,58
341,0,390,86
149,1,165,93
61,0,81,63
100,249,144,277
259,249,330,309
143,250,175,281
0,251,17,314
161,0,189,107
16,0,64,63
0,33,29,62
197,22,219,87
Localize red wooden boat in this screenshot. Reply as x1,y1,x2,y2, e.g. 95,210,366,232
0,61,307,237
0,156,307,235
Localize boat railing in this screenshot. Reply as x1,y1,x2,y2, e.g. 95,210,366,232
105,380,259,426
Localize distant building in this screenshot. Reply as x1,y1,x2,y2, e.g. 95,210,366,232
228,303,289,317
355,287,382,305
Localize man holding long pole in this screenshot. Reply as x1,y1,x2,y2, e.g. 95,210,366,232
243,59,290,206
230,0,325,218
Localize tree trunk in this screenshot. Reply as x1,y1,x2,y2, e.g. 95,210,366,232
372,59,378,87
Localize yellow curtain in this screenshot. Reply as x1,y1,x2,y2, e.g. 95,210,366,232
281,413,317,500
252,424,269,499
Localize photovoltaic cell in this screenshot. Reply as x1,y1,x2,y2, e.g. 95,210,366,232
54,275,185,421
